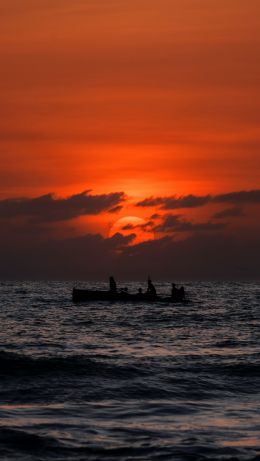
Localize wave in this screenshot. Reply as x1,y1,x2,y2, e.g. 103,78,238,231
0,427,258,461
0,350,151,379
0,427,59,455
213,339,241,348
0,427,161,459
1,350,259,387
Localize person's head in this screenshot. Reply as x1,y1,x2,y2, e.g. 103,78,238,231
138,288,143,293
124,287,128,292
172,283,176,287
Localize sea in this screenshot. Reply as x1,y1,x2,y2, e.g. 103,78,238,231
0,281,259,461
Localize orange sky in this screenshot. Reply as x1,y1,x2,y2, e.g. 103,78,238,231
1,0,259,200
0,1,260,278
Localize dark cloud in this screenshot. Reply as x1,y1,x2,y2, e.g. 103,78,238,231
136,189,260,210
107,232,136,247
213,207,244,219
122,221,154,231
150,213,161,220
0,188,259,280
122,223,135,230
136,194,210,209
1,229,259,281
0,230,134,280
213,190,260,204
108,205,124,214
119,233,260,280
0,190,125,222
155,214,226,233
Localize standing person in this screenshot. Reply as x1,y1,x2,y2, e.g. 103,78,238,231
146,277,157,297
109,276,117,293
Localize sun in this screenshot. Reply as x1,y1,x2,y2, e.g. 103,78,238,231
109,216,154,245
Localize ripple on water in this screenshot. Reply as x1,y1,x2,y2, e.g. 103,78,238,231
0,281,259,460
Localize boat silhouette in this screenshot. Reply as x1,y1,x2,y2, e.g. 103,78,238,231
72,288,189,304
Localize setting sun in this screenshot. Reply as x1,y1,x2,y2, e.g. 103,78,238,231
109,216,155,245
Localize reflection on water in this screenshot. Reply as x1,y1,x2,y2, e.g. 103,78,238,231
222,439,260,447
0,280,259,460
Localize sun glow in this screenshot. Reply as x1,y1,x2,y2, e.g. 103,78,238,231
109,216,155,245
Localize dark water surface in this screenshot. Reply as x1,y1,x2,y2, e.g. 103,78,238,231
0,281,259,460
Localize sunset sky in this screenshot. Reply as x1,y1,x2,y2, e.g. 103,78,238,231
0,0,259,279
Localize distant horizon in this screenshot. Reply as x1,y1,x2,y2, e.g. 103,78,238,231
1,278,259,283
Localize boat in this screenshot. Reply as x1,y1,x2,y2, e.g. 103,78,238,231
72,288,188,304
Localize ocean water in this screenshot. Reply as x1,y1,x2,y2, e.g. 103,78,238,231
0,281,259,461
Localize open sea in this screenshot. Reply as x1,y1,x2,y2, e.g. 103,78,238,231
0,281,259,461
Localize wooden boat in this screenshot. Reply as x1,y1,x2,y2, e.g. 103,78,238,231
72,288,188,304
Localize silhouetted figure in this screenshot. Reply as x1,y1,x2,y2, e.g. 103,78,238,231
171,283,179,298
120,286,128,299
109,276,117,293
179,286,185,300
171,283,185,301
137,287,144,299
147,278,157,297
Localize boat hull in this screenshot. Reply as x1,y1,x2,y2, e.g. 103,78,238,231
72,288,186,304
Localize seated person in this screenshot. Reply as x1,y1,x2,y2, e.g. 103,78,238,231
171,283,178,298
171,283,185,301
137,287,144,298
179,286,185,300
120,287,128,296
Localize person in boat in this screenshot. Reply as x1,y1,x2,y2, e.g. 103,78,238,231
146,277,157,297
171,283,185,301
171,283,178,298
137,287,144,299
120,287,128,298
109,276,117,294
179,286,185,300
